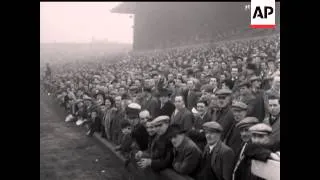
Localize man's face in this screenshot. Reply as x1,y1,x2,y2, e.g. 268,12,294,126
217,95,231,108
122,126,132,135
272,77,280,90
134,80,141,87
200,74,206,79
197,102,207,114
119,88,126,95
205,131,221,146
170,134,185,148
105,99,112,109
128,117,139,126
209,78,217,87
187,81,194,90
232,109,247,122
231,68,238,77
268,99,280,116
100,105,107,113
240,127,251,142
220,75,226,82
221,62,227,69
251,133,270,145
91,112,97,119
146,122,156,136
168,74,174,81
231,61,237,67
139,112,150,124
239,86,250,95
174,96,185,109
182,75,188,82
156,123,169,135
115,96,122,108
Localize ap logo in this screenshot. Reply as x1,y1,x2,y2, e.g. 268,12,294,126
251,0,276,28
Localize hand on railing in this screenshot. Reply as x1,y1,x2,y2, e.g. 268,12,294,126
269,152,280,161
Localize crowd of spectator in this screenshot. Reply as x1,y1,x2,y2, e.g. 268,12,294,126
42,33,280,180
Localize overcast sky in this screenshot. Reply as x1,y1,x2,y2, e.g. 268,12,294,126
40,2,133,44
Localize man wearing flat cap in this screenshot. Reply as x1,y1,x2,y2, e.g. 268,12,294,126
224,101,248,153
195,121,235,180
140,86,161,119
158,88,176,117
167,124,202,177
137,115,173,172
211,88,235,141
232,117,259,180
237,81,265,122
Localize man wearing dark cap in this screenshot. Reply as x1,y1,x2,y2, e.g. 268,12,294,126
167,124,202,177
195,121,235,180
237,81,265,122
211,89,235,141
224,101,248,153
232,117,259,180
137,116,173,172
140,87,160,119
158,88,176,117
124,103,150,152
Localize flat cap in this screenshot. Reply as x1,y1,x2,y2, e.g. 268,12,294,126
127,103,141,110
215,88,232,96
250,76,261,82
236,117,259,129
249,123,272,135
202,121,223,133
232,101,248,110
151,115,170,125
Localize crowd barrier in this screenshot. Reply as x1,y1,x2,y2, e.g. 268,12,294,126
41,81,280,180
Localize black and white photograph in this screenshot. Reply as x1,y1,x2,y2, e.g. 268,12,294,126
40,2,280,180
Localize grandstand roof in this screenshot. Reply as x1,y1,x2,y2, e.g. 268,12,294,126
110,2,136,14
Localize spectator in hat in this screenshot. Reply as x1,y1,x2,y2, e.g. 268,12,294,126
211,89,235,141
263,96,280,143
195,121,235,180
188,100,212,151
171,95,195,132
109,96,126,145
140,87,160,119
232,117,259,180
167,124,202,177
102,96,114,140
137,116,173,171
224,101,248,153
135,119,157,160
183,80,202,111
249,76,262,95
158,88,176,117
237,81,265,122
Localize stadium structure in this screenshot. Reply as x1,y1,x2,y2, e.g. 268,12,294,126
111,2,280,51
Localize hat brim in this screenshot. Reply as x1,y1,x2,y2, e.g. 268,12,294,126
167,130,187,138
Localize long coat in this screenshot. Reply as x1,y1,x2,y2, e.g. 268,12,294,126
172,136,202,176
183,89,202,111
211,105,235,141
171,107,195,132
197,140,235,180
224,122,243,154
150,131,174,172
263,115,280,143
141,96,161,118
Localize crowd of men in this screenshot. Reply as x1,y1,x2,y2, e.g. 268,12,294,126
42,34,280,180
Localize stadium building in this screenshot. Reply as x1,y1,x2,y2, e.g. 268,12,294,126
111,2,280,51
